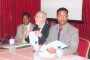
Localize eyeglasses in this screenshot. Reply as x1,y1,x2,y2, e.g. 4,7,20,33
34,16,46,19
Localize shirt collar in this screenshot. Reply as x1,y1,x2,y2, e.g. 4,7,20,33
24,23,30,27
57,24,62,31
57,23,69,31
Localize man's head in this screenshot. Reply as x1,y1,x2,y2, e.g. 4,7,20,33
57,7,68,26
35,11,47,26
22,12,30,25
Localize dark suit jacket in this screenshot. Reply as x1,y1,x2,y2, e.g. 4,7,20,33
25,23,51,45
33,23,51,45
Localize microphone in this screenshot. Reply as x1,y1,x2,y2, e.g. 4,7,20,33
0,33,8,49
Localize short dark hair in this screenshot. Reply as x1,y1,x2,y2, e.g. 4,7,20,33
57,7,68,15
21,12,30,18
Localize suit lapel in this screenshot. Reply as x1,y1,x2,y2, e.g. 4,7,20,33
21,24,25,38
41,23,47,34
60,23,69,42
54,25,58,41
50,24,58,41
29,23,32,32
22,24,24,33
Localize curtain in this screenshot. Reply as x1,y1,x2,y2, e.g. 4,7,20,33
0,0,13,40
0,0,40,40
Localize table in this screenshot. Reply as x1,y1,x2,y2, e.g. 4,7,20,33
0,46,89,60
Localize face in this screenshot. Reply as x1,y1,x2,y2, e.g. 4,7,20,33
35,12,46,26
23,16,30,25
57,11,68,26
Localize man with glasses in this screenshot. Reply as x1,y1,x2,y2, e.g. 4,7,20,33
33,11,51,45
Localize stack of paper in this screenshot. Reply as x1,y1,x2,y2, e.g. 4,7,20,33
40,41,68,51
39,41,68,58
39,50,55,58
46,41,68,49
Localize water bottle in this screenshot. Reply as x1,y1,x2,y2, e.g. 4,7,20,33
9,36,15,52
34,53,40,60
56,46,62,58
34,41,39,52
34,41,40,60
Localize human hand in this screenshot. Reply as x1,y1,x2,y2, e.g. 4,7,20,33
35,31,42,37
47,47,56,54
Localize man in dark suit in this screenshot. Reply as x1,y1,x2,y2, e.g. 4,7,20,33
33,11,51,45
25,11,50,45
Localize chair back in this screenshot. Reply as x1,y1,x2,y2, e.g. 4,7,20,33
77,37,90,58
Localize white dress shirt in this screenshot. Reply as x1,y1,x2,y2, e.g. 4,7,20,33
38,23,45,32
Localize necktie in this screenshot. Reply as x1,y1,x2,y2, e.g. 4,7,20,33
24,26,29,43
58,28,62,41
24,26,28,37
38,28,41,31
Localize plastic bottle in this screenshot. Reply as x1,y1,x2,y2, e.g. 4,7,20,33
34,41,40,60
9,36,15,52
56,46,62,58
34,41,39,52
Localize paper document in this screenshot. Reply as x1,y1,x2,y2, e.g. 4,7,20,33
39,41,68,58
46,40,68,49
40,44,47,51
39,50,55,58
40,41,68,52
29,31,38,45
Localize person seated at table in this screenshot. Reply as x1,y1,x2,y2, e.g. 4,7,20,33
33,11,51,45
15,12,35,44
45,7,79,56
